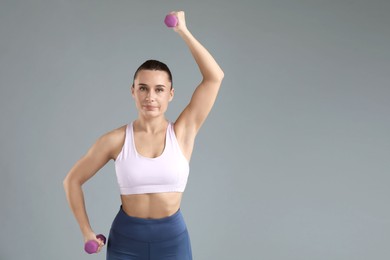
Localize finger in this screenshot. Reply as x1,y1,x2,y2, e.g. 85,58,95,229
98,243,105,252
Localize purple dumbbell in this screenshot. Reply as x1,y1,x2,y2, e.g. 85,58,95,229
164,14,177,27
84,234,106,254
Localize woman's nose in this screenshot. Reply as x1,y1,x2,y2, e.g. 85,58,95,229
146,90,156,101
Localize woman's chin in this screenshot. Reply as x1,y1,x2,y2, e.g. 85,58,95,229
140,111,163,119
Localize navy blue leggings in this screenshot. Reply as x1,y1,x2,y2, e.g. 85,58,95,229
106,206,192,260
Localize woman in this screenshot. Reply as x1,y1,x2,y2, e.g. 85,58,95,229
63,11,224,259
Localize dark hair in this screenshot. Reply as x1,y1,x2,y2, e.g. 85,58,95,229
133,60,173,88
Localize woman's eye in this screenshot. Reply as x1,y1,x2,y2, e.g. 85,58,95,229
139,86,146,91
156,88,164,93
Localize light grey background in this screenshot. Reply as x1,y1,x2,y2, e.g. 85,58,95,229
1,0,389,259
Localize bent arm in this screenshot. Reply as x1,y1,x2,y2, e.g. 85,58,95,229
63,133,116,241
173,11,224,135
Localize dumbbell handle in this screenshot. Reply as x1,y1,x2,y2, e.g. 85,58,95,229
164,14,178,27
84,234,106,254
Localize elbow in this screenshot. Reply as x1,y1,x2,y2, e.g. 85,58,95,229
63,176,71,190
204,69,224,83
63,174,81,190
216,68,225,82
212,70,225,83
219,70,225,81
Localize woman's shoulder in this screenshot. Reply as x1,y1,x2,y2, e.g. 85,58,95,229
103,123,128,139
99,123,129,160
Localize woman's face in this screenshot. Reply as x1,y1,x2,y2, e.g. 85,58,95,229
132,70,174,119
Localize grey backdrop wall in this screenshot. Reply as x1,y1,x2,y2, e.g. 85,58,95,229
1,0,389,259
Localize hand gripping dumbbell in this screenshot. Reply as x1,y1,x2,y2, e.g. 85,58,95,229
84,234,106,254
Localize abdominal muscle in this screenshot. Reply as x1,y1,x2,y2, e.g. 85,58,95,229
120,192,183,219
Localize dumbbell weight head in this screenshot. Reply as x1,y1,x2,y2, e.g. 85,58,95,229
164,14,177,27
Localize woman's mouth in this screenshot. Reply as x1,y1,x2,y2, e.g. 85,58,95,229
143,105,158,110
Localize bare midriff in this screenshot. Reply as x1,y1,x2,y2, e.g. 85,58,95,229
120,192,183,219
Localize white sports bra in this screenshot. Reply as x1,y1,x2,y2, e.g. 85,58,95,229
114,121,189,195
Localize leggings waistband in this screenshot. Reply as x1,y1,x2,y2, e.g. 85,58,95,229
110,205,187,242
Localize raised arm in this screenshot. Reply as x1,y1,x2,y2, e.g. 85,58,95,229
173,11,224,137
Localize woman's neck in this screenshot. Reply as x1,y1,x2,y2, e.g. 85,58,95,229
134,116,168,134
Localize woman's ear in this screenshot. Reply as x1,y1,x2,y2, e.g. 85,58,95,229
169,88,175,102
131,84,135,98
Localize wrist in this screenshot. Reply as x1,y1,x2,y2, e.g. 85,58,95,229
81,225,94,237
177,28,191,37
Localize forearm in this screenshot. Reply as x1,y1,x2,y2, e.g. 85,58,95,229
63,180,93,237
178,29,224,82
